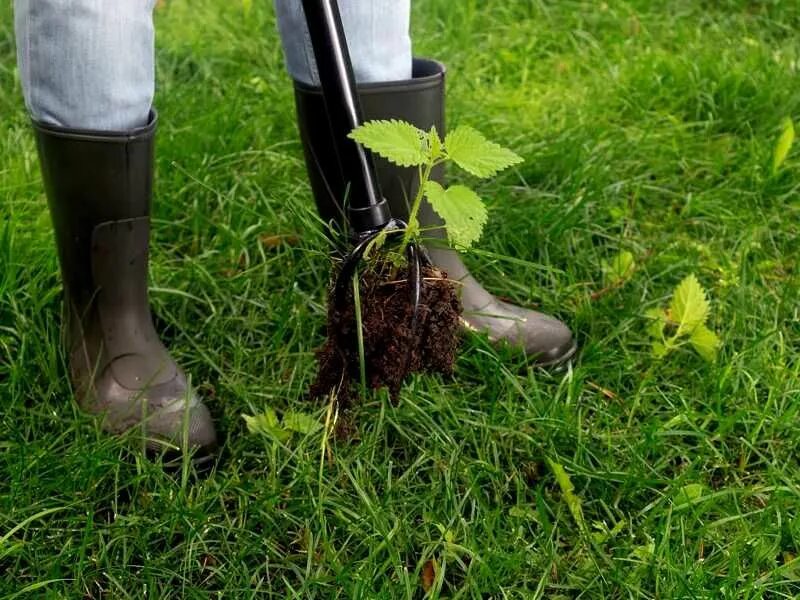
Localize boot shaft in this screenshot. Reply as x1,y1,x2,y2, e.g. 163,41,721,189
32,113,218,452
33,113,156,304
294,58,446,234
33,112,175,392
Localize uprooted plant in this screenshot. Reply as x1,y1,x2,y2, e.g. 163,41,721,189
311,120,523,406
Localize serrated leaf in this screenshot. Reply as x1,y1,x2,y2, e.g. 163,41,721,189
602,250,636,286
282,411,322,435
670,274,710,336
690,324,720,362
773,117,794,174
645,308,667,340
546,459,585,532
243,408,277,432
242,410,290,442
427,125,443,160
349,120,427,167
424,181,488,249
444,126,523,178
651,341,668,358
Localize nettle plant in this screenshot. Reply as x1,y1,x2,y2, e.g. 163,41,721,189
646,274,721,362
349,120,523,251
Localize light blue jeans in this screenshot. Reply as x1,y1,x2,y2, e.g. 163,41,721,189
14,0,412,131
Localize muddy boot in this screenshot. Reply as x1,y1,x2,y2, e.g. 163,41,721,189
33,112,217,461
294,58,577,366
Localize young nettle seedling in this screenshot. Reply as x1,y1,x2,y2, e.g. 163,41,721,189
646,274,721,362
348,120,523,250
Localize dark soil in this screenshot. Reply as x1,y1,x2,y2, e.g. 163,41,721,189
311,258,463,407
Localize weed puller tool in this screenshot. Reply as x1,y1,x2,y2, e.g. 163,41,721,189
301,0,426,331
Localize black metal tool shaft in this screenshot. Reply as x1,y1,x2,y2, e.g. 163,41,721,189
300,0,390,234
301,0,426,373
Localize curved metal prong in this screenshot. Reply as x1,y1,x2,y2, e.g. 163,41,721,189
402,241,424,370
334,229,382,305
333,217,408,305
333,220,429,374
406,242,423,332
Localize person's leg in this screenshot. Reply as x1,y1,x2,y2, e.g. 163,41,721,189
274,0,412,85
14,0,217,458
15,0,154,130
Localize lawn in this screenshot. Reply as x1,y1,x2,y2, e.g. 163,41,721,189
1,0,800,597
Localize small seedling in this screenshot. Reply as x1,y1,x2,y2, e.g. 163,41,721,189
602,250,636,287
645,274,720,362
243,408,322,443
673,483,705,509
591,250,637,300
349,121,523,251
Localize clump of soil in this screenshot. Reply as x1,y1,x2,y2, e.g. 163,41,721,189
311,258,463,407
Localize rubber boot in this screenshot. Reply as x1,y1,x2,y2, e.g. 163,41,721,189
294,58,577,366
33,112,217,459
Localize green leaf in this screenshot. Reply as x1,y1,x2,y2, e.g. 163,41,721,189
631,538,655,561
283,411,322,435
690,324,720,362
424,181,488,249
669,274,710,336
242,0,252,14
427,126,443,160
509,505,537,521
645,308,667,341
546,459,585,532
602,250,636,286
591,519,626,545
349,120,427,167
444,126,523,178
773,117,795,174
673,483,705,507
248,76,268,95
243,408,278,432
363,227,388,260
242,410,290,442
651,341,668,358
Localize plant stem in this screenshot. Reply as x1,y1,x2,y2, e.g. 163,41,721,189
352,270,367,394
401,159,435,250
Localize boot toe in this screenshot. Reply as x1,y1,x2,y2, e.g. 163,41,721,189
503,303,577,366
91,369,218,460
146,394,218,455
464,300,577,367
144,399,218,470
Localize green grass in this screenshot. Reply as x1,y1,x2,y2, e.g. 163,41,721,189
2,0,800,596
